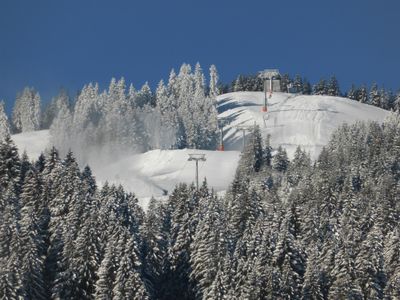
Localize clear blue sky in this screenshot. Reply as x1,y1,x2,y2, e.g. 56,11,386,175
0,0,399,113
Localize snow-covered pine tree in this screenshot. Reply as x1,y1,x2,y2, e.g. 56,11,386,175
272,146,289,172
355,224,386,299
327,75,340,96
68,199,100,299
301,245,324,299
347,84,358,100
287,146,311,187
379,88,390,110
19,170,47,300
369,83,381,107
263,134,273,167
0,186,24,299
313,79,327,95
272,199,306,299
113,225,149,300
357,85,368,103
167,183,197,299
383,225,400,298
0,101,11,140
394,91,400,112
209,64,219,98
167,68,178,99
0,135,21,190
94,234,117,300
237,125,263,176
280,74,291,93
136,82,154,107
49,98,72,155
12,87,41,133
292,75,303,94
302,78,312,95
194,62,206,98
190,193,227,299
233,75,244,92
42,89,70,129
141,197,169,298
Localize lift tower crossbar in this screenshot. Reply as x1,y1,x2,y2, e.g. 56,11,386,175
188,154,206,190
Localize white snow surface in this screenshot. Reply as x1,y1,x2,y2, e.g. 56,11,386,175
12,130,240,207
218,92,389,159
12,92,390,206
12,130,51,159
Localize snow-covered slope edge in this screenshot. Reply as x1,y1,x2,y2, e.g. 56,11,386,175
217,92,390,159
11,130,240,206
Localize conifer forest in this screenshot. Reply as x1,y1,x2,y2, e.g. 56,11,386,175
1,112,400,299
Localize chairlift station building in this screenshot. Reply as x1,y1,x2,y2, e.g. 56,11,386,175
259,69,282,93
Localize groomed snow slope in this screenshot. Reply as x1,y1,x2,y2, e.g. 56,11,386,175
94,149,240,206
218,92,390,159
12,91,390,205
12,130,240,206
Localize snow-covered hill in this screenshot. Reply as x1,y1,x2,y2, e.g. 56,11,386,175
12,91,390,204
12,130,240,206
218,92,390,159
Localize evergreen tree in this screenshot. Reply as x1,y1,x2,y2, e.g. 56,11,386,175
384,227,400,298
394,91,400,112
301,245,324,300
355,224,386,299
313,79,327,95
327,75,340,96
42,89,70,129
347,84,358,100
141,197,169,298
273,201,305,299
190,194,227,299
19,170,46,300
167,184,197,299
194,62,206,98
272,146,289,172
263,134,273,167
370,83,381,107
280,73,291,93
233,75,244,92
94,234,117,300
293,75,303,93
113,226,149,300
0,135,21,190
357,85,368,103
12,87,41,132
237,125,263,175
209,64,219,98
302,78,312,95
0,101,11,139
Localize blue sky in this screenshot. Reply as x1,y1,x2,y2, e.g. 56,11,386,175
0,0,399,113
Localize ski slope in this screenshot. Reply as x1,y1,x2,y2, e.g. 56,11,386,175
12,91,390,205
12,130,240,206
218,92,390,159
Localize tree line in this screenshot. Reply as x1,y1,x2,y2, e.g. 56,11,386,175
225,73,400,112
0,63,220,163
